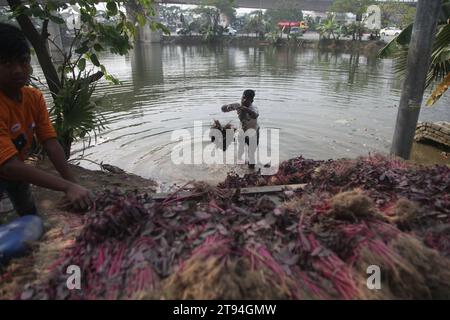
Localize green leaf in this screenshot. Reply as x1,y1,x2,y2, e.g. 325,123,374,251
12,6,32,18
106,1,118,16
30,5,45,18
75,45,89,55
396,24,414,46
153,22,171,35
90,54,100,67
78,58,86,72
94,43,105,52
136,13,147,27
80,12,92,23
49,15,65,25
378,24,413,59
46,1,58,11
125,21,137,38
105,74,120,85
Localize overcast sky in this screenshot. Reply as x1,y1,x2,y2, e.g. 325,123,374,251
173,4,260,15
169,4,316,16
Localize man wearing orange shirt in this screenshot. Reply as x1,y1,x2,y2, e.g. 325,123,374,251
0,23,93,216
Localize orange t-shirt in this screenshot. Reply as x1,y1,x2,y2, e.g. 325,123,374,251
0,86,57,166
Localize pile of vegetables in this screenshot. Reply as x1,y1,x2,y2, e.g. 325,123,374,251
16,155,450,299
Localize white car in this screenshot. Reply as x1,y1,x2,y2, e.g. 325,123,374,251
176,27,190,35
380,27,402,37
225,27,237,36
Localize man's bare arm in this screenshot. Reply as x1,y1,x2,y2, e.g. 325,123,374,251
0,157,92,210
43,138,77,183
0,156,71,191
221,103,241,112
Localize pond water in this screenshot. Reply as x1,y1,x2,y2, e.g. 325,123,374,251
34,43,450,186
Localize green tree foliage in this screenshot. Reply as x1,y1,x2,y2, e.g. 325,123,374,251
264,0,303,26
378,3,416,28
51,73,106,158
317,15,339,40
242,10,268,38
160,5,183,30
303,14,318,31
193,5,222,41
330,0,374,41
343,22,360,41
194,0,237,41
205,0,236,24
379,0,450,106
330,0,375,16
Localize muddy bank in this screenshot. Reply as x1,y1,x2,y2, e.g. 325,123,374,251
316,38,386,54
0,159,157,299
161,35,386,54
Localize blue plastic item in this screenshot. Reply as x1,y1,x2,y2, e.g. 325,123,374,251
0,215,44,264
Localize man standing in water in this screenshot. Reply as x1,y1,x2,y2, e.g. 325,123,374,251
221,90,259,169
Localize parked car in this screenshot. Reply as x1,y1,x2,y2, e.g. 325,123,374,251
225,27,237,36
290,27,303,35
176,27,191,36
380,27,402,37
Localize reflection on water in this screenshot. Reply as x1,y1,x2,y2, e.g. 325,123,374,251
33,44,450,184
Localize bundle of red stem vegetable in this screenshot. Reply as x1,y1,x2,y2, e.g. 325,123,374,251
210,120,235,151
16,155,450,300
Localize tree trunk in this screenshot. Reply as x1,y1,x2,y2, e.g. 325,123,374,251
390,0,442,159
7,0,61,99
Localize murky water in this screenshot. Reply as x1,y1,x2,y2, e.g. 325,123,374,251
34,43,450,185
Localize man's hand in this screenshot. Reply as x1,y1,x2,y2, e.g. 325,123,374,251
221,105,229,112
0,157,94,212
64,183,94,211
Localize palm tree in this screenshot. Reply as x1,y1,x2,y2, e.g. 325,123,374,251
379,0,450,106
317,15,339,40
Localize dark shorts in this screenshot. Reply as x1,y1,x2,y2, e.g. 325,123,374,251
0,180,38,216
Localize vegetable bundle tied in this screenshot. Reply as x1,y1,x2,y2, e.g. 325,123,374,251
210,120,235,151
18,155,450,300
